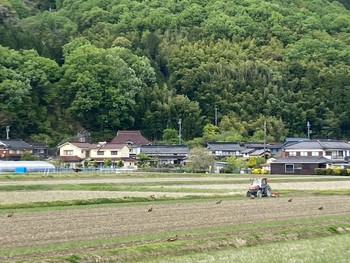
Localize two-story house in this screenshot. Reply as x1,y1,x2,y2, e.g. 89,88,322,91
281,140,350,159
271,140,350,174
110,130,151,156
0,139,33,160
28,142,49,160
89,142,136,168
56,142,91,167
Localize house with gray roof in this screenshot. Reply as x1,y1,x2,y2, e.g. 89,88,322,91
282,140,350,160
270,156,345,175
207,142,245,158
271,139,350,174
0,139,33,160
140,145,189,166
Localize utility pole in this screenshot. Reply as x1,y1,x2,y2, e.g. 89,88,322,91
178,118,182,145
263,121,267,152
263,121,267,160
215,106,218,126
307,121,311,139
6,126,10,140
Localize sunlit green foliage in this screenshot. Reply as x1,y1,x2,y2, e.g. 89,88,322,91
1,0,350,145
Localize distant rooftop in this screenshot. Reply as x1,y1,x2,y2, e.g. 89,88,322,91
111,131,150,145
207,142,245,151
141,145,189,154
284,140,350,150
0,139,32,149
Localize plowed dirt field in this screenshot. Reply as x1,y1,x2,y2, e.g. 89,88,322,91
0,177,349,262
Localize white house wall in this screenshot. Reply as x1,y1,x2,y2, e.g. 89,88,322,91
89,145,130,159
59,144,88,158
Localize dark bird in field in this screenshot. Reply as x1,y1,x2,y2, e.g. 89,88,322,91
216,200,222,204
148,207,153,212
318,206,324,210
150,194,156,200
7,212,14,218
167,235,178,242
288,198,293,202
72,168,82,172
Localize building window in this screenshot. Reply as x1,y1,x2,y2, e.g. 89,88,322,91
285,164,294,173
325,151,332,156
111,151,118,155
294,164,302,170
64,150,73,156
300,151,307,156
289,151,297,156
332,151,343,159
311,151,319,156
97,151,104,156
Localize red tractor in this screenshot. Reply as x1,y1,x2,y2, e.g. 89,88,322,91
246,177,272,198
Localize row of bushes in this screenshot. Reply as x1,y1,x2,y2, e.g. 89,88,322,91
315,168,350,176
252,168,269,174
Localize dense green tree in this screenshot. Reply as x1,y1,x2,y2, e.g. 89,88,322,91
58,40,156,138
162,128,178,144
1,0,350,144
0,46,61,140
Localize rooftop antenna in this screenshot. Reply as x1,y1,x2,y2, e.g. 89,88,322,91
307,121,311,139
178,118,182,145
6,126,10,139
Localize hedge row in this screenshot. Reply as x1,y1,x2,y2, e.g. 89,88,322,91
315,168,350,176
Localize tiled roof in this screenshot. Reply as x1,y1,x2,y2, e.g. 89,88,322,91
110,130,150,145
285,137,310,142
91,143,128,150
266,143,283,149
250,149,270,156
284,141,321,149
207,142,245,151
28,142,48,148
69,142,92,149
284,140,350,150
318,140,350,150
245,143,265,149
272,156,338,164
242,148,255,154
141,145,189,154
0,139,32,149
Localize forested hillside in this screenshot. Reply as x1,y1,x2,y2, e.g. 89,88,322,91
1,0,350,146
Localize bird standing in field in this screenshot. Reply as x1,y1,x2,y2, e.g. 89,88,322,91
167,235,178,242
150,194,156,200
7,212,14,218
318,206,324,210
148,207,153,212
288,198,293,202
72,168,82,172
216,200,222,204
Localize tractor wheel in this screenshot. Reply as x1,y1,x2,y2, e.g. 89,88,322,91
246,191,251,197
256,190,262,198
266,189,272,197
